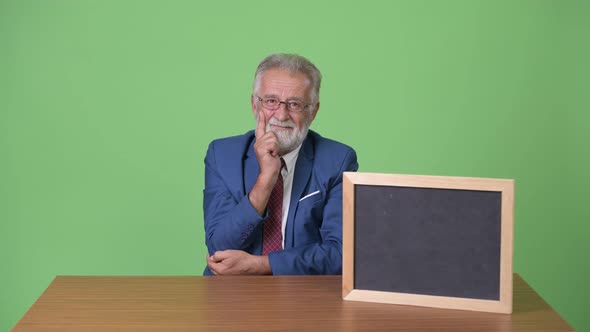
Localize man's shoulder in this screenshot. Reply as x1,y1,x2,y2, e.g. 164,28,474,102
304,130,358,179
209,130,255,147
306,130,356,155
208,130,255,154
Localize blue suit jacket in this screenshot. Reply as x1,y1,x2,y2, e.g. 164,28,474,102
203,130,358,275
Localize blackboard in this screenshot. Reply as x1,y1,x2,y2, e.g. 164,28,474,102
342,173,514,314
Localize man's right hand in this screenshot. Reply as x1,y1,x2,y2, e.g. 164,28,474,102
254,109,282,179
249,109,282,215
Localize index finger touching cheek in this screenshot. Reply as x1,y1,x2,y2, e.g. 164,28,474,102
255,109,267,140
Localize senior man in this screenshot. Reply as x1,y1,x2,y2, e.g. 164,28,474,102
204,53,358,275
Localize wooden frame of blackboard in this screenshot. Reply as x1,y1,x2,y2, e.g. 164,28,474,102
342,172,514,314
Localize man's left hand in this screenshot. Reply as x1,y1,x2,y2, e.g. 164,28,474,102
207,250,272,275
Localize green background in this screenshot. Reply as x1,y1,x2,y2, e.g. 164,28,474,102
1,0,588,330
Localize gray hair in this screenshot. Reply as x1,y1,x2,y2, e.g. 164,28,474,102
253,53,322,107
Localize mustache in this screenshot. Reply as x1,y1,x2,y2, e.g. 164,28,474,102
267,118,296,129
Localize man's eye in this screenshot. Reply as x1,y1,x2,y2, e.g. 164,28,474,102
288,101,301,108
265,99,278,105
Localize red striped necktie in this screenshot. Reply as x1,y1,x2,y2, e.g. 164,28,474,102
262,159,285,255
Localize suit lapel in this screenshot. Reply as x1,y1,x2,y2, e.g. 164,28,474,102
284,136,314,248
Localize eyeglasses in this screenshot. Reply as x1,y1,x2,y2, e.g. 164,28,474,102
257,96,312,113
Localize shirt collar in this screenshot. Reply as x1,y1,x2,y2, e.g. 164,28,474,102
281,144,302,173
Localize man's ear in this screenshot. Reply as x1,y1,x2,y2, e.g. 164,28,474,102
310,102,320,122
251,94,257,117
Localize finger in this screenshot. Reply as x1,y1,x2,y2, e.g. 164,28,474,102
255,109,266,140
260,132,280,157
207,254,218,263
207,260,219,275
212,250,231,261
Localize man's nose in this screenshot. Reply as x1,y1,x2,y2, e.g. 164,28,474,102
274,102,290,120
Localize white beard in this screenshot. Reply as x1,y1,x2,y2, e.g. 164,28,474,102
265,117,310,156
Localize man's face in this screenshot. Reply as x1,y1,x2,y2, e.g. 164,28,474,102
252,68,319,155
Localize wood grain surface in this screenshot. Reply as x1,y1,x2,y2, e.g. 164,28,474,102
13,274,574,331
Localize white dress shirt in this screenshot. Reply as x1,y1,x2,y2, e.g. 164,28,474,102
279,144,302,248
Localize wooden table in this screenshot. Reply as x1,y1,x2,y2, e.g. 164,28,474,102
13,274,574,331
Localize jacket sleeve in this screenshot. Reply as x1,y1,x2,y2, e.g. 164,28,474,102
203,141,264,255
267,148,359,275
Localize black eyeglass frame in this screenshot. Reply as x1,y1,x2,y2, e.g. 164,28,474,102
256,96,313,113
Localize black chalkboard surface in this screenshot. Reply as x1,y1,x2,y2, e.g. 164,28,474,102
342,173,514,314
